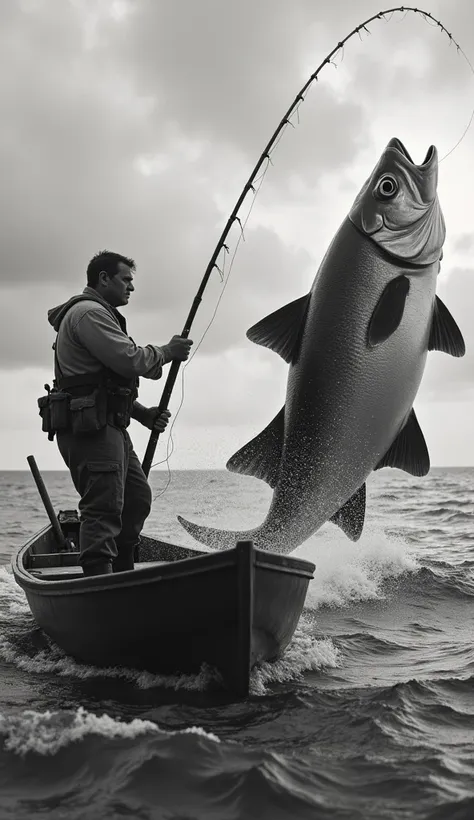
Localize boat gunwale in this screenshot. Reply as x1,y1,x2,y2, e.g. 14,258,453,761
12,525,315,596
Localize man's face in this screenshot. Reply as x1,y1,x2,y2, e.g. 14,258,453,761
100,262,135,307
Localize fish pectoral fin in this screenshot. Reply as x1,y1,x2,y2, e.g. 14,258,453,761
330,483,366,542
368,276,410,348
428,295,465,357
247,294,311,364
375,408,430,476
226,407,284,488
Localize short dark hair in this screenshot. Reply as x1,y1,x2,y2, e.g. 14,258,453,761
86,250,136,287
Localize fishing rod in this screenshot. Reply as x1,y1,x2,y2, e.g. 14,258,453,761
141,6,469,477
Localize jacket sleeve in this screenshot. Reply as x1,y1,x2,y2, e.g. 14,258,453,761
131,401,148,424
72,307,170,379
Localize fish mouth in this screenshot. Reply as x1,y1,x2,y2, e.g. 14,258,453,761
349,136,444,264
387,137,436,167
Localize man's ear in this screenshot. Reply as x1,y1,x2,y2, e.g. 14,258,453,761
98,270,109,286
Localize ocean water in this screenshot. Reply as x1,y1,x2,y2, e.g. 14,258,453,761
1,466,474,819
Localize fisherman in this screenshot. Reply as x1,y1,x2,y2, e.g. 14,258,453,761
45,250,192,577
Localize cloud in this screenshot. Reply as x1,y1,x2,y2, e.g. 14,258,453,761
0,0,473,470
6,0,467,295
0,0,369,304
83,0,373,184
0,224,313,369
452,233,474,254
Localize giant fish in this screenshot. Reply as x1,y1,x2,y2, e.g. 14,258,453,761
178,138,465,552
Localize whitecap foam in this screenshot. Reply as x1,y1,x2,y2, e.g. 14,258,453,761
0,566,31,620
0,623,337,699
0,706,220,757
250,615,340,696
294,523,419,609
0,633,222,692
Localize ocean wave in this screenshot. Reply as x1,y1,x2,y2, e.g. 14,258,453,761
372,677,474,751
0,708,343,820
424,796,474,820
419,507,474,522
5,701,438,820
0,706,220,757
402,566,474,600
0,567,32,619
335,632,409,657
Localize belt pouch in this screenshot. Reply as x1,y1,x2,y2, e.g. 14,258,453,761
49,391,70,432
69,386,107,435
107,386,133,428
37,395,52,434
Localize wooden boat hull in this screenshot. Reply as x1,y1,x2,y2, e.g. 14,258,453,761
12,522,315,697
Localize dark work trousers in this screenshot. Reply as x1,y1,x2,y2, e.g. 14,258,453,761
56,424,152,572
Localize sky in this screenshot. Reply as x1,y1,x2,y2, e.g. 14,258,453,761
1,0,474,470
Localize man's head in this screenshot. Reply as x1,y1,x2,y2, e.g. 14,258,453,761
86,250,136,308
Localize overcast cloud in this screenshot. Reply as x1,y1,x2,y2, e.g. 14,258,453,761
0,0,473,469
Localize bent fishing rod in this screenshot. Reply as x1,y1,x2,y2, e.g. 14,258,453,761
141,6,468,477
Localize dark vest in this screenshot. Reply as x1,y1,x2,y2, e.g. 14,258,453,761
54,294,139,400
53,295,138,429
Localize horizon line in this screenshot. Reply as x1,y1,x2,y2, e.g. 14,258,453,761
0,466,473,472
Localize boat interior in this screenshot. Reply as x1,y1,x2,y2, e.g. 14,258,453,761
25,509,201,581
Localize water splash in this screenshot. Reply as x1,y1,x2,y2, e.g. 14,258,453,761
295,524,419,609
250,618,339,696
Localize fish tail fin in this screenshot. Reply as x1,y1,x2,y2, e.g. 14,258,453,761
177,516,256,551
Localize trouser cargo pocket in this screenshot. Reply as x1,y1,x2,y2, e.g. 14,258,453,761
84,461,121,514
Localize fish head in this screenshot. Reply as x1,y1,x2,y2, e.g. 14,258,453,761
349,138,445,266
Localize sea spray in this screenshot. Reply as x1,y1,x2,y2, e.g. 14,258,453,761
250,617,340,696
295,524,419,610
0,567,31,619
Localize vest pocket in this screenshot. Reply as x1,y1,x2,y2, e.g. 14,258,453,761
70,387,107,434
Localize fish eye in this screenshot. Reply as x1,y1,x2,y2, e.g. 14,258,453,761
375,174,398,199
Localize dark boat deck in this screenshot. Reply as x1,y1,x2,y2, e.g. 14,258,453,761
29,561,168,581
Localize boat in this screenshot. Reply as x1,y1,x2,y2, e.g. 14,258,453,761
12,510,315,697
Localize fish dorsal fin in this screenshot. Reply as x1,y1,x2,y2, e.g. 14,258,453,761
247,295,311,364
368,276,410,348
330,483,366,542
375,409,430,476
428,295,465,357
226,408,285,488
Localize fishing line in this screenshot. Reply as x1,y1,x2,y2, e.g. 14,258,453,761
146,6,474,492
151,158,272,498
377,9,474,162
438,44,474,162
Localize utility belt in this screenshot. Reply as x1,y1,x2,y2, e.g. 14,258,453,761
37,372,138,440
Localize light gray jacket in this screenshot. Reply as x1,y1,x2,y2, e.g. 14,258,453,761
47,287,172,421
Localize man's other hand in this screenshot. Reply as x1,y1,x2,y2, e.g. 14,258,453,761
142,407,171,431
